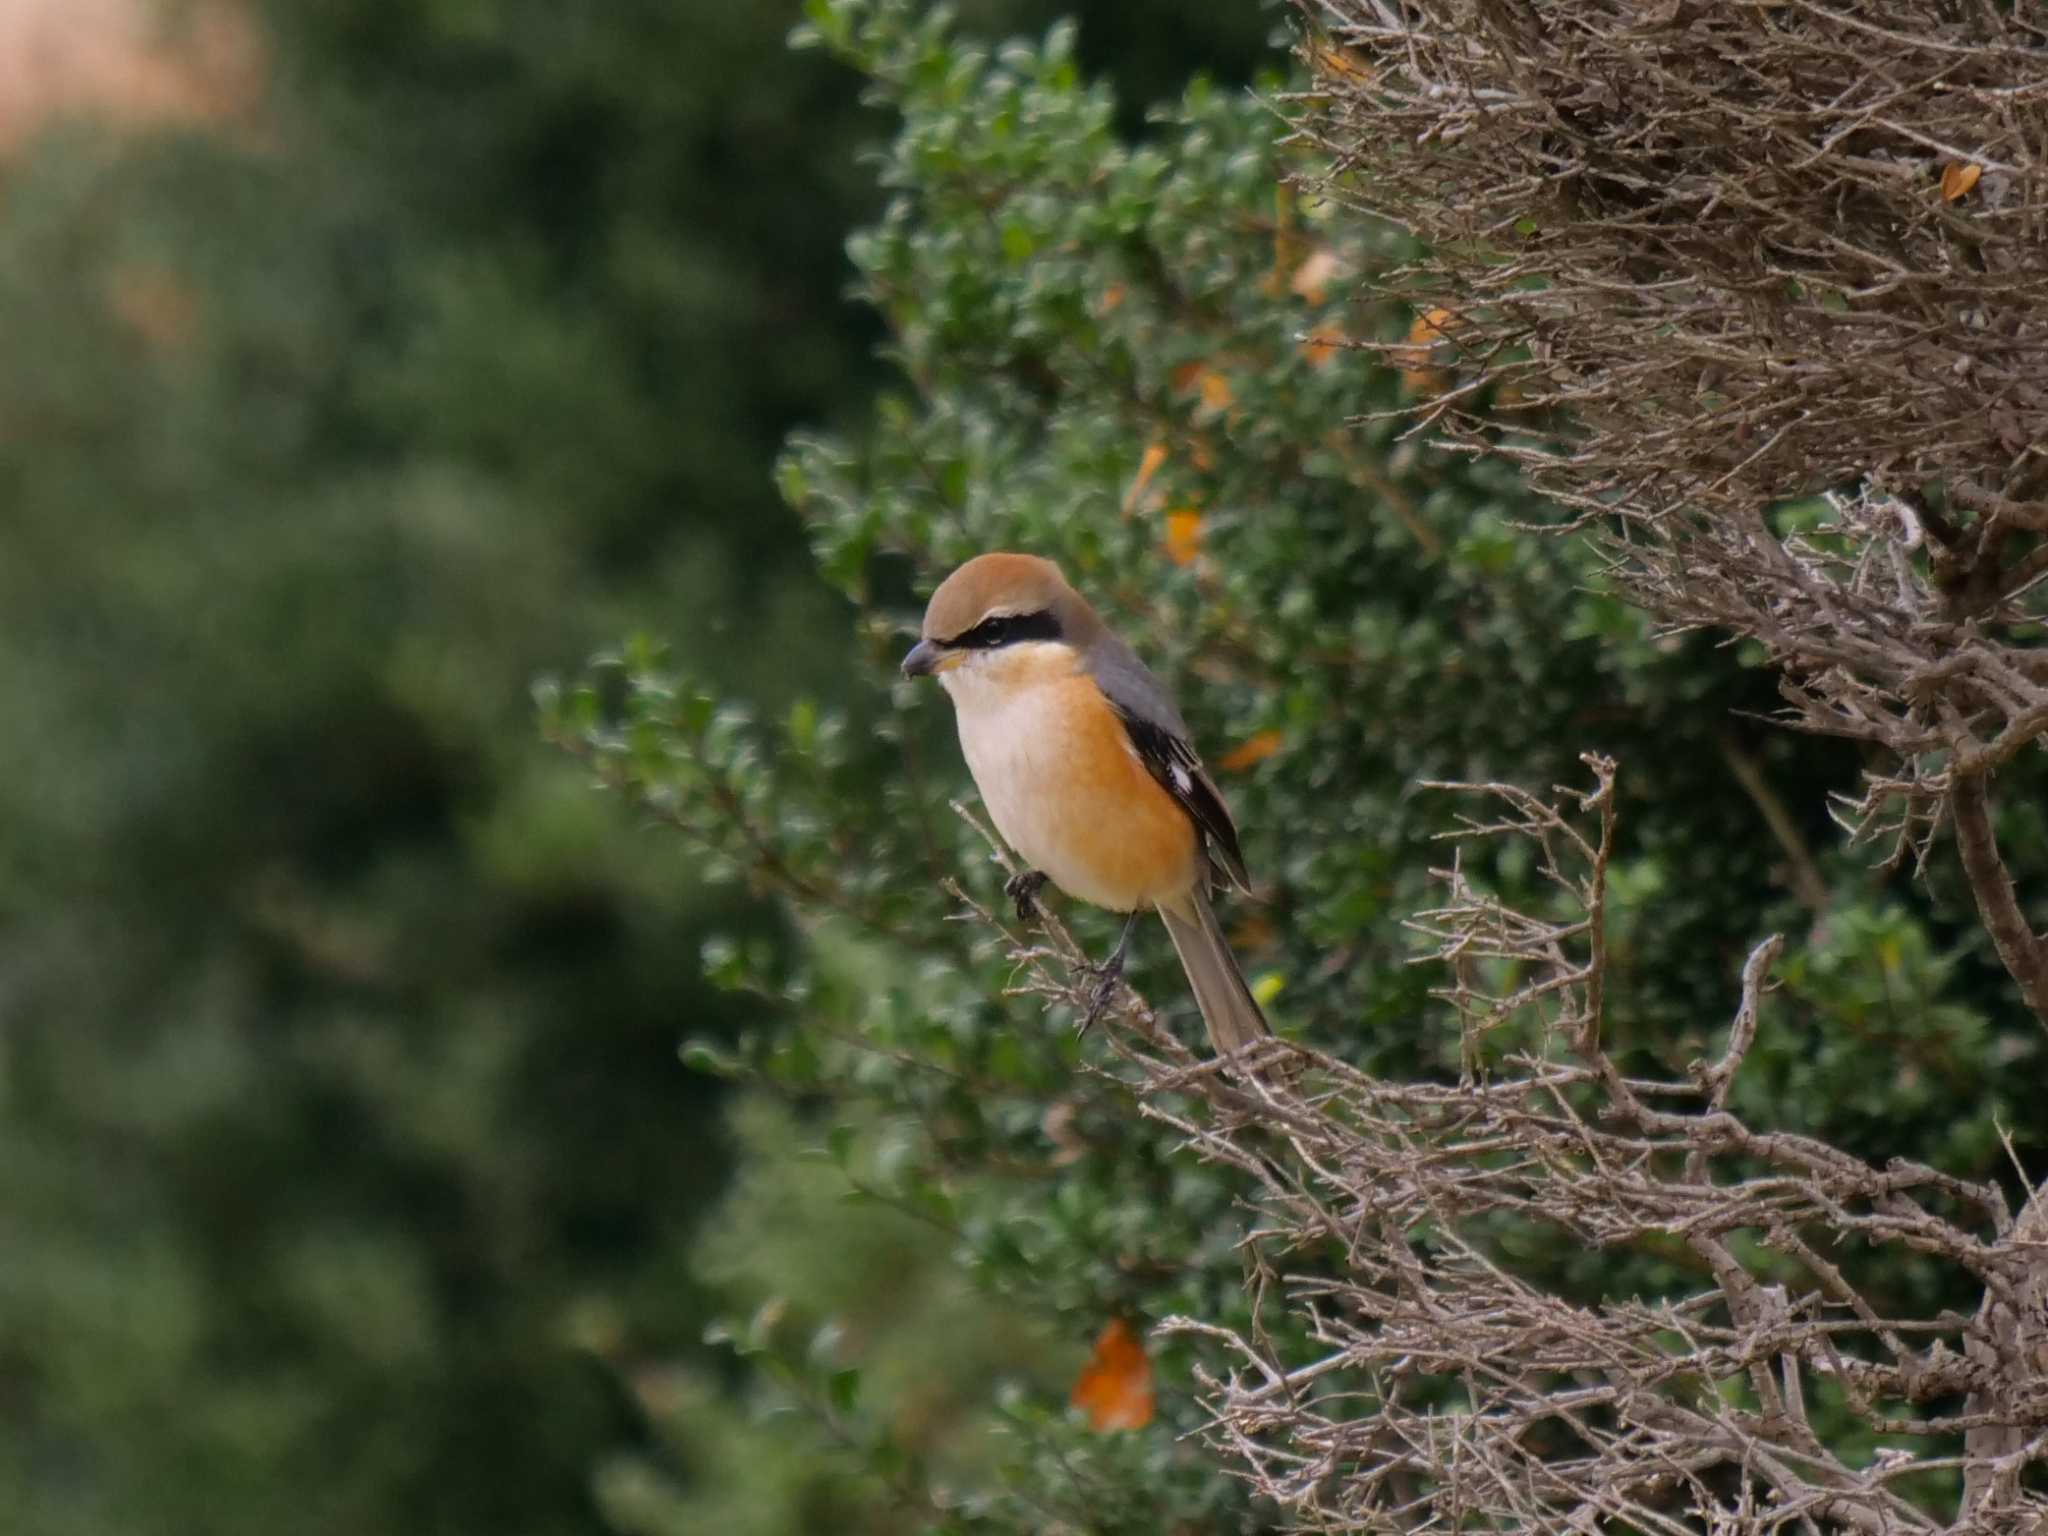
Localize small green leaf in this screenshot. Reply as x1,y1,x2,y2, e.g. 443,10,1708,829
828,1367,861,1416
826,1123,856,1167
1000,222,1037,262
678,1039,740,1078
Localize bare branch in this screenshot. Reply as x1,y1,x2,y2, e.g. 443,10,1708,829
971,763,2047,1532
1287,0,2048,870
1950,771,2048,1029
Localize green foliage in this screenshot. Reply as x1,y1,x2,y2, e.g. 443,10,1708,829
589,1100,1069,1536
0,5,879,1535
556,2,2047,1530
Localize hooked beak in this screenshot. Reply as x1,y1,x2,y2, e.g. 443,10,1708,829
900,638,945,678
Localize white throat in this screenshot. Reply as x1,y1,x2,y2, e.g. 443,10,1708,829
937,640,1077,714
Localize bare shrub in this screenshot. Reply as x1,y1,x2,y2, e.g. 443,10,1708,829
973,757,2047,1531
1289,1,2048,884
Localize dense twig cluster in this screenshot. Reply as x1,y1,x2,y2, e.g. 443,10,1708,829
1264,41,2048,1507
1289,1,2048,872
978,763,2048,1532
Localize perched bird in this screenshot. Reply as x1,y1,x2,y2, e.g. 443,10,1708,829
901,552,1271,1056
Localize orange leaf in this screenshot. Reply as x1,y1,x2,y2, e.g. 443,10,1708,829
1397,305,1457,398
1170,362,1236,417
1163,508,1204,566
1307,37,1373,86
1405,306,1455,350
1041,1099,1087,1166
1299,320,1346,369
1217,730,1283,772
1229,912,1277,953
1941,162,1982,202
1099,282,1128,315
1122,440,1169,516
1070,1319,1154,1432
1291,248,1341,305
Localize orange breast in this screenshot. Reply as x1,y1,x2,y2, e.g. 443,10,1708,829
951,650,1199,912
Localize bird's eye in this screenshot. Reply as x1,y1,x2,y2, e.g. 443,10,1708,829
950,609,1056,649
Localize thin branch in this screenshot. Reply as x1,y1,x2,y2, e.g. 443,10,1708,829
1719,734,1832,915
1950,770,2048,1030
966,762,2047,1531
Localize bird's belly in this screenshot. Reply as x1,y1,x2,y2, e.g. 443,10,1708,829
952,675,1198,912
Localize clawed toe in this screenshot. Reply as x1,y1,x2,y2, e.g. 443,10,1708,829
1005,869,1049,923
1073,949,1123,982
1076,967,1121,1037
1073,911,1138,1036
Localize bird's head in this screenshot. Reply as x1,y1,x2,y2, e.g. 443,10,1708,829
900,552,1093,686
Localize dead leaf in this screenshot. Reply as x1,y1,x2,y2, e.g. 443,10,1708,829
1122,440,1169,516
1197,369,1233,415
1291,248,1342,305
1229,913,1277,953
1217,730,1283,772
1941,162,1981,202
1397,305,1457,397
1299,320,1346,369
1401,366,1451,399
1070,1319,1154,1432
1041,1099,1087,1166
1099,282,1127,315
1163,508,1204,567
1307,37,1374,87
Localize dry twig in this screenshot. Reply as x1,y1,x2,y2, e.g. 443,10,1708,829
1288,0,2048,960
974,762,2048,1533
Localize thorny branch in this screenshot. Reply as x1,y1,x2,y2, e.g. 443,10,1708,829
976,760,2048,1533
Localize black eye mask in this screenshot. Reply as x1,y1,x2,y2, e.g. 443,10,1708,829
947,609,1062,650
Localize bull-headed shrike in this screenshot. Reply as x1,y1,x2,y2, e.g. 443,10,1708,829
902,552,1270,1056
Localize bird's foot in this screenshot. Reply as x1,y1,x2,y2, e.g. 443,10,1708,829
1073,915,1137,1037
1005,869,1049,924
1076,958,1124,1037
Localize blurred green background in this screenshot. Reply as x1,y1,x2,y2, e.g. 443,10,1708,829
0,3,1276,1533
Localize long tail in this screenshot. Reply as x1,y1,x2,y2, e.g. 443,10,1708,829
1156,885,1270,1056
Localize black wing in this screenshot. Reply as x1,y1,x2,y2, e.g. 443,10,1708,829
1109,703,1251,893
